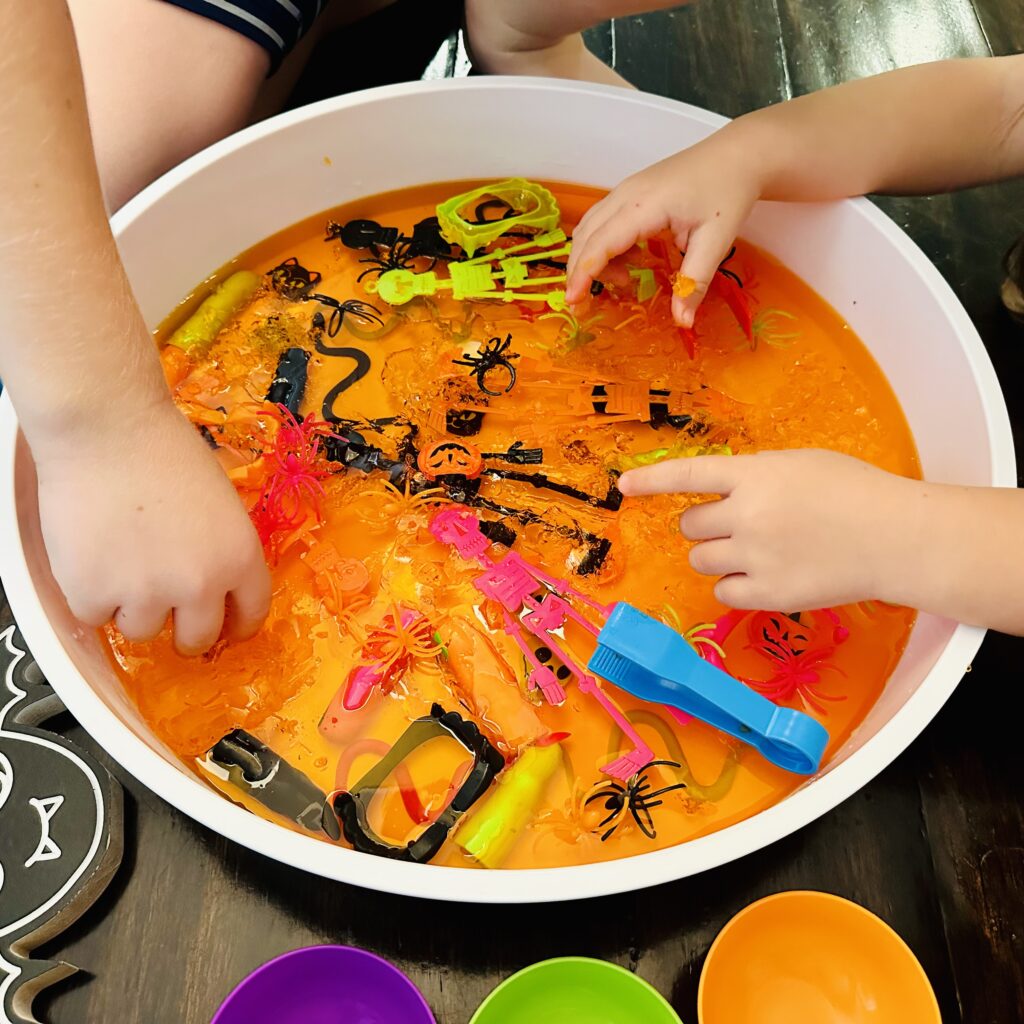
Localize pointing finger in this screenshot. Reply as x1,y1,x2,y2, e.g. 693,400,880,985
619,455,741,497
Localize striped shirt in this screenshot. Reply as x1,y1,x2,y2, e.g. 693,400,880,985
162,0,325,71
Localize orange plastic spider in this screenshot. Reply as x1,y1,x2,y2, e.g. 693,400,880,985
533,782,598,848
340,606,447,710
349,479,450,535
354,607,445,677
533,771,648,852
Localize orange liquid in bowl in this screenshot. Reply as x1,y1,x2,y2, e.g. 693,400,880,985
106,182,918,869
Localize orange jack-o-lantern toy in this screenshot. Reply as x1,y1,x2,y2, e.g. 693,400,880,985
417,440,485,481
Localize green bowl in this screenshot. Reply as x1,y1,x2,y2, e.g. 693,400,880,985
470,957,684,1024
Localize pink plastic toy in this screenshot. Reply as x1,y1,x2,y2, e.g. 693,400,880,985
343,609,423,711
429,506,654,780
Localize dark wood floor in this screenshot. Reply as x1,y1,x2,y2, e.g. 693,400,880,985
5,1,1024,1022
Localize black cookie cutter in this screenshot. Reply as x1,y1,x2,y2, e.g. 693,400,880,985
333,704,504,863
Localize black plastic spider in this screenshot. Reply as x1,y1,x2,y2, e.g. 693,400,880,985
327,217,455,262
677,245,745,288
268,257,385,336
356,237,431,282
716,246,744,287
585,760,687,841
452,333,519,397
310,297,385,338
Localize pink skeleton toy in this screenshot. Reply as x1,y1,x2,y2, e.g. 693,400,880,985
429,506,654,780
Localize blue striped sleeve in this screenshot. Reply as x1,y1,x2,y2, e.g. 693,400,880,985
161,0,324,72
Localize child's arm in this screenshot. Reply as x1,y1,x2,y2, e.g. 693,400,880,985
618,452,1024,635
466,0,686,87
566,56,1024,323
68,0,267,210
0,0,270,654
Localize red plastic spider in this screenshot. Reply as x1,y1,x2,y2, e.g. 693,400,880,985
742,611,847,715
249,404,335,554
263,405,334,519
249,498,295,551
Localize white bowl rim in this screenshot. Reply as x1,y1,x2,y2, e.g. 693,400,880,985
0,77,1013,903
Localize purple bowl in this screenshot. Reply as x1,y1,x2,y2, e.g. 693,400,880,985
211,945,436,1024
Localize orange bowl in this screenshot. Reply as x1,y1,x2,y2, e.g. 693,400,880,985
698,891,941,1024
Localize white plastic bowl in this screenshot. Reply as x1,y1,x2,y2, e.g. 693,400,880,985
0,79,1013,903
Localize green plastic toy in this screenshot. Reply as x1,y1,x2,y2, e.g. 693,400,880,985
436,178,561,257
366,230,571,311
628,267,658,303
617,442,733,471
470,958,684,1024
455,741,562,868
168,270,261,353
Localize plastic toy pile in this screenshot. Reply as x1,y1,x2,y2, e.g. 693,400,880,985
107,178,918,870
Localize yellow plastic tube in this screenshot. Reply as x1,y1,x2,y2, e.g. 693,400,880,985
455,742,561,868
168,270,261,352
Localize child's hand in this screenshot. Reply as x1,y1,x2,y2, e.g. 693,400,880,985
618,449,910,610
565,139,761,326
465,0,633,89
33,398,271,656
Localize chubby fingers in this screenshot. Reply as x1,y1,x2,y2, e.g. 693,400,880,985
172,542,271,654
687,538,742,576
566,200,657,304
680,496,732,540
114,600,171,643
173,591,227,657
671,221,739,328
105,543,270,655
714,574,761,609
565,196,615,301
110,573,270,655
226,557,273,642
620,454,751,595
68,593,120,631
619,453,796,611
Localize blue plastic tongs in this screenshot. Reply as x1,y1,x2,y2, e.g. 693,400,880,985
588,603,830,775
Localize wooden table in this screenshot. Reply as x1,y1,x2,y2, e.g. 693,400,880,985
5,2,1024,1021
